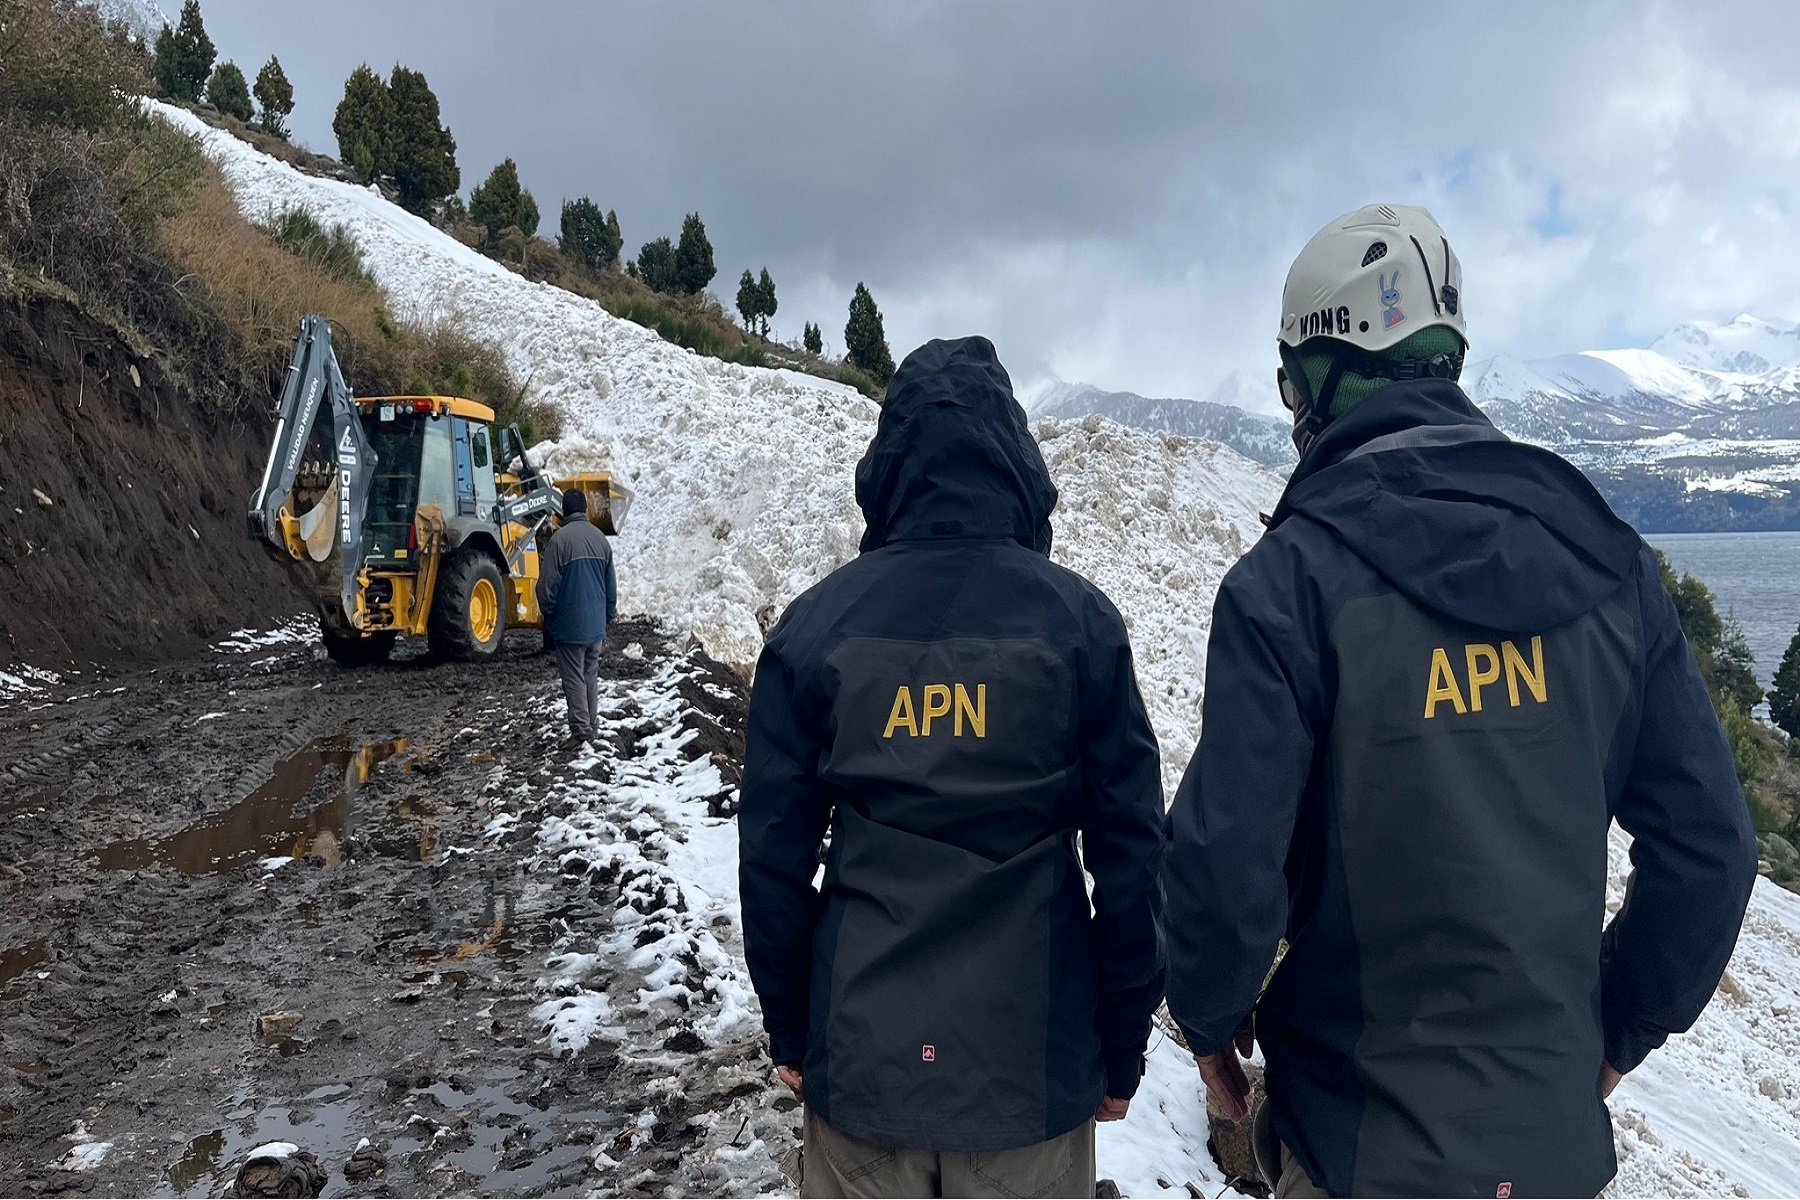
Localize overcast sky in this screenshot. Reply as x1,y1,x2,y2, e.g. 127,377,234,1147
190,0,1800,415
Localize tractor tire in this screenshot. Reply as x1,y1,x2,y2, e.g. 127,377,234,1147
321,622,396,667
428,551,507,661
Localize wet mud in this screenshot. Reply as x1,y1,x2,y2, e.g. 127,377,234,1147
0,619,779,1197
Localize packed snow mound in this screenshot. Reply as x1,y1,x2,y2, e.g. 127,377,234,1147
152,103,1278,795
159,104,1800,1195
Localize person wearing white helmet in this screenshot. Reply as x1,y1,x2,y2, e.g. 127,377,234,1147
1161,204,1757,1197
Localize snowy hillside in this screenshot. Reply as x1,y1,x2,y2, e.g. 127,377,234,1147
1030,380,1296,468
78,0,166,41
151,104,1276,801
155,105,1800,1196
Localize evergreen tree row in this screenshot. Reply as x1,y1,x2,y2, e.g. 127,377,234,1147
155,0,292,138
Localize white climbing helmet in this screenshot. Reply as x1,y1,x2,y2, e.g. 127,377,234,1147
1278,204,1466,354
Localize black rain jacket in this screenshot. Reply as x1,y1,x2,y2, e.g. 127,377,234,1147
739,337,1165,1152
1164,379,1758,1197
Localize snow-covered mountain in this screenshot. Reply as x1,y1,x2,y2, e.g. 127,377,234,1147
1029,377,1296,468
1465,327,1800,528
155,102,1800,1196
1652,313,1800,375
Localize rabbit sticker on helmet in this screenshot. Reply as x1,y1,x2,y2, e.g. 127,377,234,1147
1380,269,1405,330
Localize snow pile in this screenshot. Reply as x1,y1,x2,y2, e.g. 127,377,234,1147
213,615,317,653
0,664,59,703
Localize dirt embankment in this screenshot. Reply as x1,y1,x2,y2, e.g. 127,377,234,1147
0,292,295,670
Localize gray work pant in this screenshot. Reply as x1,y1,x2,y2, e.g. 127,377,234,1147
554,641,602,740
800,1107,1095,1199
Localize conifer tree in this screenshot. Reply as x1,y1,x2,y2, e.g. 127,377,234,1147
803,321,823,355
603,210,622,268
757,267,778,337
559,196,618,270
736,269,760,332
389,65,459,216
252,55,293,139
636,237,679,293
153,0,214,101
332,64,396,184
674,212,715,295
1771,624,1800,740
204,60,251,121
470,158,537,244
845,282,895,386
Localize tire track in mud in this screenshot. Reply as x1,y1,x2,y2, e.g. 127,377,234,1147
0,618,785,1198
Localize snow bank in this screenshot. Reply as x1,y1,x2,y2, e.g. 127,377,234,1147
161,104,1800,1196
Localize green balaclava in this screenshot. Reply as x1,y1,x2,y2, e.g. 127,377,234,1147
1299,326,1467,418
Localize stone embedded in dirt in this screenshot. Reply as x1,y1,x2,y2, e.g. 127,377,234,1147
256,1011,303,1040
32,488,53,507
228,1145,327,1198
390,986,424,1004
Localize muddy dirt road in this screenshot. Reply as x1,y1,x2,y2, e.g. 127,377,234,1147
0,620,796,1197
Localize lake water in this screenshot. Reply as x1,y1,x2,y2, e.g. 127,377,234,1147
1649,531,1800,688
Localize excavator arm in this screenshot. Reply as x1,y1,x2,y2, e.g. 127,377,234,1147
248,315,377,621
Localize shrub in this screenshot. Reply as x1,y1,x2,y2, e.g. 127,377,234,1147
205,61,252,122
257,205,373,287
1,0,149,130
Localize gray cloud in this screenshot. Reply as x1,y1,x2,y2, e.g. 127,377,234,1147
192,1,1800,414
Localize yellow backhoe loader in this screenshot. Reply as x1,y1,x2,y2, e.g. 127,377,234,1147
248,315,629,665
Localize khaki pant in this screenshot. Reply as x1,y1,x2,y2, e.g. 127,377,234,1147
800,1107,1095,1199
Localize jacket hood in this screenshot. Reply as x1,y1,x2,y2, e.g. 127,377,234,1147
855,337,1058,554
1272,379,1643,632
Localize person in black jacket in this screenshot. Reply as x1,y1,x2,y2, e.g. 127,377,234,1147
739,336,1165,1199
1163,204,1759,1198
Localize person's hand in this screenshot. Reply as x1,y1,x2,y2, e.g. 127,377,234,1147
777,1065,804,1098
1600,1062,1623,1099
1196,1022,1257,1122
1095,1096,1130,1122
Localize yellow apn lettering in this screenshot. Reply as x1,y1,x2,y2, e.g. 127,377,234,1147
1424,647,1468,719
954,683,987,738
883,686,918,738
1503,635,1547,706
920,684,953,736
1465,643,1501,712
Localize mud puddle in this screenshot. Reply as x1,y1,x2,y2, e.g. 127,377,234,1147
95,737,409,874
0,940,48,997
